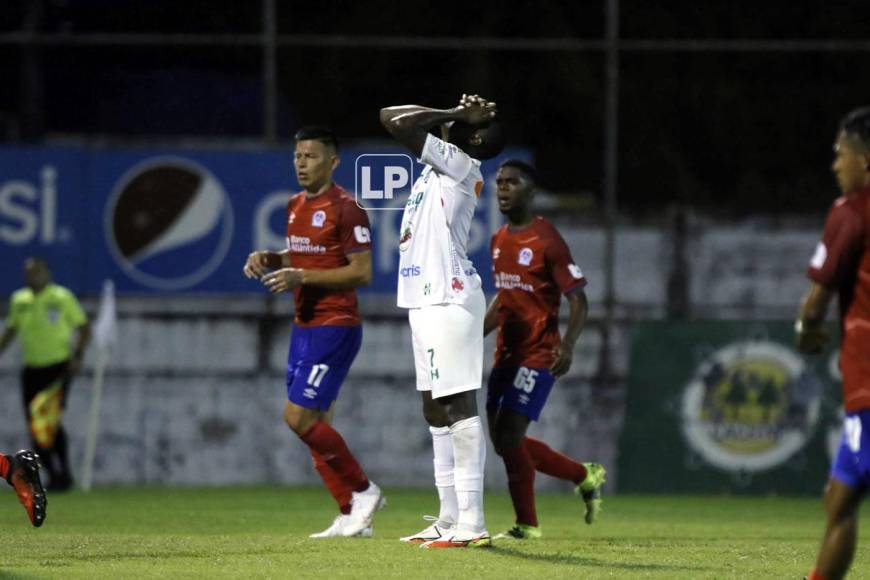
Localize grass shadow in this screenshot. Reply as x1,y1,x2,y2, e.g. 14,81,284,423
492,545,711,573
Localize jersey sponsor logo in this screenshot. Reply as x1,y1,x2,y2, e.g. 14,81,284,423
568,264,584,279
353,225,371,244
451,277,464,291
681,340,822,473
286,234,326,254
311,210,326,228
518,247,533,266
398,226,413,252
400,265,422,278
809,242,827,269
494,271,534,292
104,157,235,290
406,190,424,212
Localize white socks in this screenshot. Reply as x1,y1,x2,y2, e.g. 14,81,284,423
449,416,486,533
430,425,458,527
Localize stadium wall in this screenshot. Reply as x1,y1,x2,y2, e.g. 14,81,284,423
0,224,829,491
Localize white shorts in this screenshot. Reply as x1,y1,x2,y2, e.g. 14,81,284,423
408,290,485,398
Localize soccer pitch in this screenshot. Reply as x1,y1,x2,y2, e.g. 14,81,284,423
2,487,867,579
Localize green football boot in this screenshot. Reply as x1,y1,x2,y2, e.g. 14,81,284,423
576,462,606,524
494,523,542,540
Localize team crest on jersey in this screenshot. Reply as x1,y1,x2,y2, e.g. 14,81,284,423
451,277,464,291
311,210,326,228
518,248,533,266
399,227,413,252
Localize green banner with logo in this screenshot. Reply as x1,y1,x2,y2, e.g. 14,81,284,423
618,321,843,494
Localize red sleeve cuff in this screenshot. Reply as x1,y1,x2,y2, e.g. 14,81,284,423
561,279,587,295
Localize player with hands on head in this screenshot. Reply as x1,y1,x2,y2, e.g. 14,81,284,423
484,159,605,541
243,126,382,539
380,94,504,548
801,107,870,580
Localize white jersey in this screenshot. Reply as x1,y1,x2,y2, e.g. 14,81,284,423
397,134,485,308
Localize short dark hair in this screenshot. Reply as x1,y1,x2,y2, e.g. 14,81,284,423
450,120,505,161
840,107,870,149
25,256,49,269
498,159,537,185
294,126,339,150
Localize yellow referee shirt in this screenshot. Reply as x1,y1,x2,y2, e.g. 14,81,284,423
5,283,87,368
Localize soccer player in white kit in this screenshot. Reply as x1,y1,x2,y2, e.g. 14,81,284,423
380,95,504,548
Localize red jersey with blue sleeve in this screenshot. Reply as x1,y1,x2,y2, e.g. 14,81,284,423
490,217,586,368
286,184,372,327
807,186,870,413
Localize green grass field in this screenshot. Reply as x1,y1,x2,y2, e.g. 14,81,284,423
1,486,868,579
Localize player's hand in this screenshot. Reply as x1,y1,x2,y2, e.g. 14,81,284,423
243,251,272,279
261,268,304,293
455,100,497,125
795,321,829,354
550,343,574,378
459,94,493,108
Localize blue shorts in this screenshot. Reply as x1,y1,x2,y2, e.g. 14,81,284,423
486,366,556,422
286,325,362,411
831,410,870,490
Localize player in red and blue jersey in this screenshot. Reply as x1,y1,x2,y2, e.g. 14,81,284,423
484,160,606,540
243,126,383,539
800,108,870,580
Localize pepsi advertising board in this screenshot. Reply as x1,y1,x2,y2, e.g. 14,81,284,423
0,145,529,294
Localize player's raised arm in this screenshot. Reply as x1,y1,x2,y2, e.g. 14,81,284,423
379,100,496,158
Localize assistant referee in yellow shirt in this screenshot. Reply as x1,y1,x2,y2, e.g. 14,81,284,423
0,257,90,491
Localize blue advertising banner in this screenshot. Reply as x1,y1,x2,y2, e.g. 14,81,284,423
0,144,530,294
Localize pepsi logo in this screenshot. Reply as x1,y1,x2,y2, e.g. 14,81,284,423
104,157,234,290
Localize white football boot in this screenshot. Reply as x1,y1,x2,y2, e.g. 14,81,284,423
309,514,373,538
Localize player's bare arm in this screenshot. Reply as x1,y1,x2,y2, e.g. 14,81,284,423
243,250,289,279
261,251,372,294
379,100,496,157
551,287,589,378
483,295,500,337
796,281,834,354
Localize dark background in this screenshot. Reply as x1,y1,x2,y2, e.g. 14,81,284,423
3,0,869,216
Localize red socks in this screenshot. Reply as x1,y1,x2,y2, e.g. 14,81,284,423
300,421,369,496
501,444,538,527
310,449,352,514
0,453,8,481
525,437,587,484
807,569,826,580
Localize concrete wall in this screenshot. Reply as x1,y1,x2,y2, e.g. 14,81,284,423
0,222,823,489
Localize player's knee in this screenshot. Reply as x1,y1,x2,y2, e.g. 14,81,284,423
422,402,449,427
493,428,522,455
284,404,318,435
